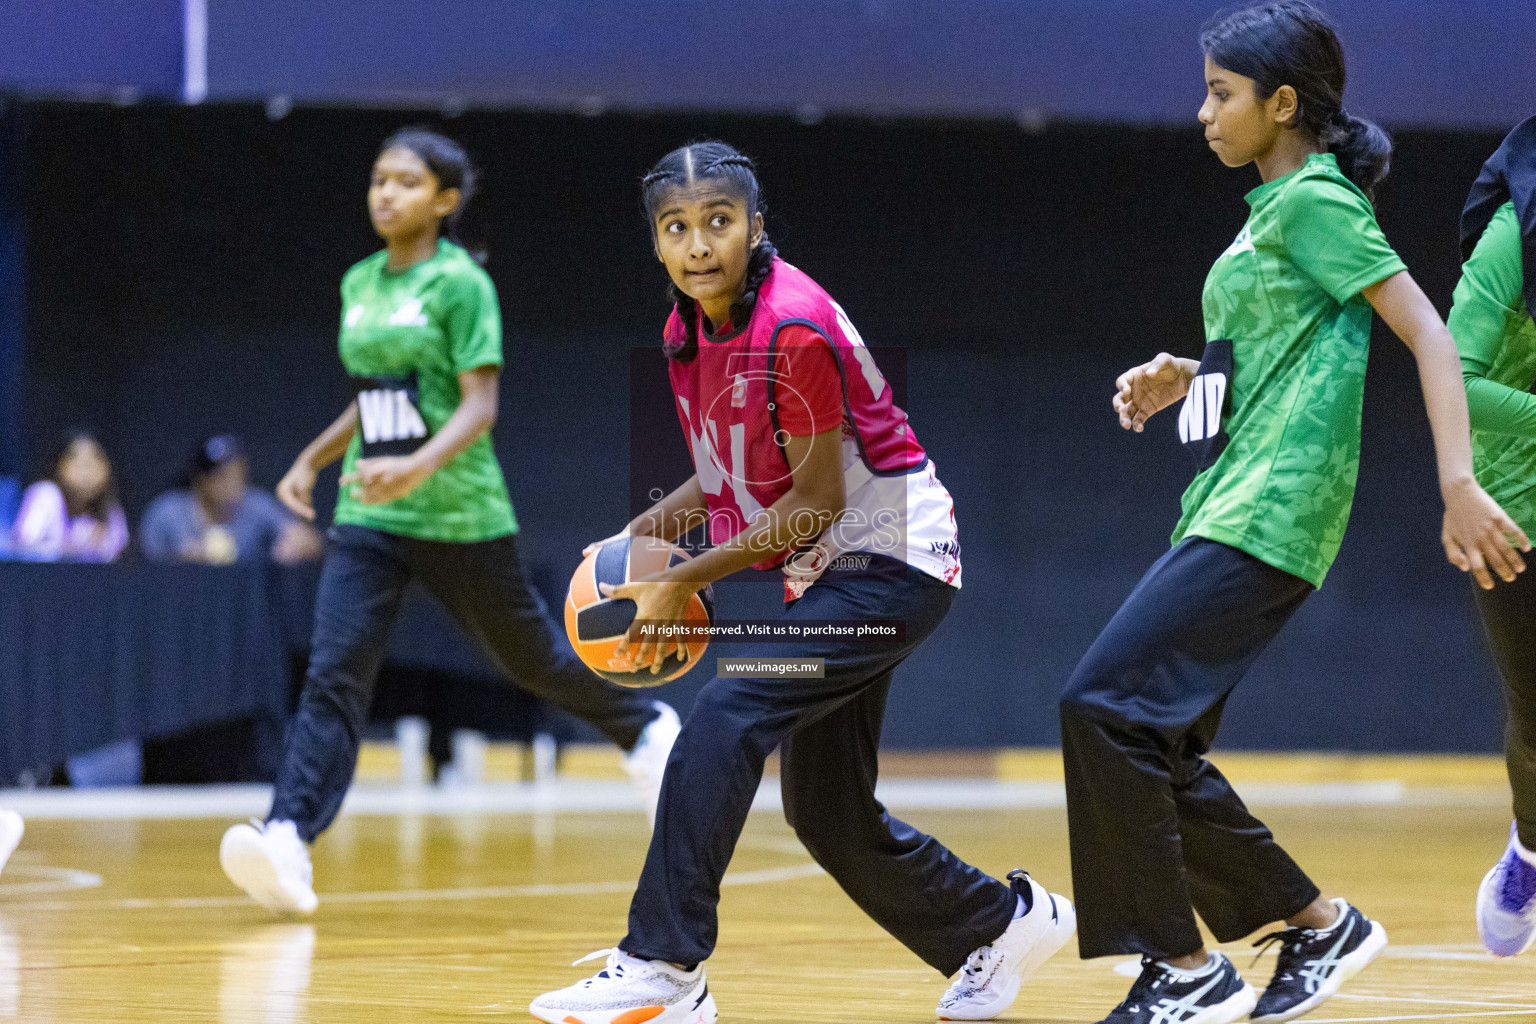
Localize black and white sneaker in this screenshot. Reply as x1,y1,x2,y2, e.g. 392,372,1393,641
1096,951,1255,1024
1250,899,1387,1023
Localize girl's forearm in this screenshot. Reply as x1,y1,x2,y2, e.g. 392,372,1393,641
1414,327,1479,493
299,403,359,471
663,488,843,585
408,368,502,476
412,391,495,475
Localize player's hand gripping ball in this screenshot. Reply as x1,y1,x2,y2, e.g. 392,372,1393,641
564,536,714,687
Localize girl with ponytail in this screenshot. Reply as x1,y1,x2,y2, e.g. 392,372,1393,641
531,141,1076,1023
1201,0,1392,198
1061,4,1528,1023
217,128,680,916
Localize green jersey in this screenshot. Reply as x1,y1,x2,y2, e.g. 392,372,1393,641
333,239,519,542
1449,202,1536,536
1172,153,1406,587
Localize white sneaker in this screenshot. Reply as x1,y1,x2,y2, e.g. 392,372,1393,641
220,819,318,916
1477,821,1536,957
0,810,22,879
530,948,717,1024
622,702,681,827
936,871,1077,1021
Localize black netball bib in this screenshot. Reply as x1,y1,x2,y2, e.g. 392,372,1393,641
353,374,431,458
1178,339,1234,471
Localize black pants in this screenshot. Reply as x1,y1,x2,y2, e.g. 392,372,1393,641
1060,538,1321,960
622,557,1017,977
1473,568,1536,850
270,525,658,841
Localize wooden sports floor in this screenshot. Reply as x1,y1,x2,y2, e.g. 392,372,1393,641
0,769,1533,1022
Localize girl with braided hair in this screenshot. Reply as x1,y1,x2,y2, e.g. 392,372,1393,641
530,140,1075,1023
1063,4,1528,1023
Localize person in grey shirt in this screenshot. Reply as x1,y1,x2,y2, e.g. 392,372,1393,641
140,435,322,564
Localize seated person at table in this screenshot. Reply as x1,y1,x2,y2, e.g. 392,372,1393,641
140,435,322,564
10,429,128,562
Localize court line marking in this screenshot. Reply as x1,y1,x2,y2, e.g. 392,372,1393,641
1334,993,1536,1009
1,861,826,912
0,866,103,896
1385,950,1497,960
0,777,1495,820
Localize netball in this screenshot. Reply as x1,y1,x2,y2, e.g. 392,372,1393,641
565,535,715,686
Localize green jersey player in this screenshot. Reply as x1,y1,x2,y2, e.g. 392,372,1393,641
217,129,679,916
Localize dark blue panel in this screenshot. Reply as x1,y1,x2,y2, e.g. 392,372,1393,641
205,0,1536,128
0,1,183,98
0,106,23,478
0,563,289,782
594,535,632,589
577,599,638,642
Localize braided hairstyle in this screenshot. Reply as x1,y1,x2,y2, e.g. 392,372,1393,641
378,127,486,263
1201,1,1391,200
641,141,778,361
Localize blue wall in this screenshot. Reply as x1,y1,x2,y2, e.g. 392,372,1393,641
0,1,183,99
203,0,1536,127
3,2,1534,127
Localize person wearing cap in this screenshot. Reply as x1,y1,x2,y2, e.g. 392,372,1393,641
139,435,322,564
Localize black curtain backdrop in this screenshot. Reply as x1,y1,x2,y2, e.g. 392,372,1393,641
17,101,1510,751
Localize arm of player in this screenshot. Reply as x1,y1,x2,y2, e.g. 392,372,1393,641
1363,270,1530,589
1113,353,1202,432
343,365,499,505
277,401,360,521
606,424,846,673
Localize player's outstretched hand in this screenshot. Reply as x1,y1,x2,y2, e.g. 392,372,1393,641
1114,353,1200,432
1442,477,1531,590
277,459,319,521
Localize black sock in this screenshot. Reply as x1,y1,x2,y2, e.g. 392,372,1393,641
1009,872,1034,916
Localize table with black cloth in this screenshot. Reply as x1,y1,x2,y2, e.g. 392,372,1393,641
0,560,578,785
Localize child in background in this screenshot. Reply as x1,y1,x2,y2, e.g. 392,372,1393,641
139,435,321,564
10,429,127,562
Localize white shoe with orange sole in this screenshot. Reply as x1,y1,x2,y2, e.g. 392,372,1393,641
530,948,716,1024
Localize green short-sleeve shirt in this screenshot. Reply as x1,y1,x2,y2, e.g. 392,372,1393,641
333,239,519,542
1172,153,1406,587
1448,201,1536,536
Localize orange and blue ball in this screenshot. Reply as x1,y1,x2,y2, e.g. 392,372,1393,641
564,536,714,687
